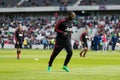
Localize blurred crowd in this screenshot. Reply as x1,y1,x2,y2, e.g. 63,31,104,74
0,0,120,8
0,13,120,50
0,0,77,8
0,13,57,47
77,15,120,51
79,0,120,5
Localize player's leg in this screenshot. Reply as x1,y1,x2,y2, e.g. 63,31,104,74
17,43,22,59
15,43,20,59
48,42,64,72
48,43,64,67
80,43,85,57
64,42,73,66
80,49,85,57
83,47,88,57
17,48,21,59
62,42,73,72
83,43,88,57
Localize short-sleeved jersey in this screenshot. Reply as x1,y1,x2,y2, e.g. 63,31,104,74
14,30,24,43
80,32,88,43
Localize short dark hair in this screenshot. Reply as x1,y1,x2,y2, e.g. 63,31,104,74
68,11,74,16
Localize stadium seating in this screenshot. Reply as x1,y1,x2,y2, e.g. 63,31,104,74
103,0,120,5
1,0,120,8
0,0,78,7
0,0,120,50
0,0,19,7
79,0,120,5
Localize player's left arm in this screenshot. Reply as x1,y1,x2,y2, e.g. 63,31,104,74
55,20,64,34
22,31,24,43
14,30,18,43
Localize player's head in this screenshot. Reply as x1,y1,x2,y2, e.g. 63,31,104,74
17,23,23,31
85,27,88,34
67,11,76,20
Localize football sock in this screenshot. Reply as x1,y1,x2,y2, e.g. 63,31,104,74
17,51,21,59
80,50,85,57
83,50,88,57
17,53,20,59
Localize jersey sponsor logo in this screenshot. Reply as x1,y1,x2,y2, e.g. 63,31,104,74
65,27,72,32
19,33,23,36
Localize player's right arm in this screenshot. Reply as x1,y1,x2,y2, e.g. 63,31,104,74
80,33,84,44
55,20,64,34
55,18,68,37
14,30,19,44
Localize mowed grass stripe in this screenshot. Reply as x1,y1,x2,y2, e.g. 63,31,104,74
0,49,120,80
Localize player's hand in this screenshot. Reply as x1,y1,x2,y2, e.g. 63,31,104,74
63,32,68,37
17,42,19,44
81,42,84,44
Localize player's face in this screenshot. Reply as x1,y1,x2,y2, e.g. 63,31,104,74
20,26,23,30
68,12,76,20
18,24,23,31
86,30,88,34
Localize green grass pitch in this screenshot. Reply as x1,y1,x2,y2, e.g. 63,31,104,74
0,49,120,80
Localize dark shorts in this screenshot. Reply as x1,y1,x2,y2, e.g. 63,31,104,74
15,43,22,48
53,38,72,54
82,42,88,48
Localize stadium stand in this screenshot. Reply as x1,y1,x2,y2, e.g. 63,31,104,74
0,0,78,7
21,0,78,7
0,0,120,8
104,0,120,5
79,0,120,5
0,0,120,49
0,0,20,7
0,14,120,45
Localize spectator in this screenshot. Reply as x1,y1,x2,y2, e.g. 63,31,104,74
42,38,49,49
93,33,99,51
101,32,108,53
1,36,4,49
23,38,28,49
111,33,118,52
73,40,79,49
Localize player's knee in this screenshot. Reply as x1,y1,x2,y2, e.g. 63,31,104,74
68,51,73,56
84,47,88,51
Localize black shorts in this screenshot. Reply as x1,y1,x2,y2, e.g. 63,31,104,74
53,39,72,55
82,42,88,48
15,43,23,48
